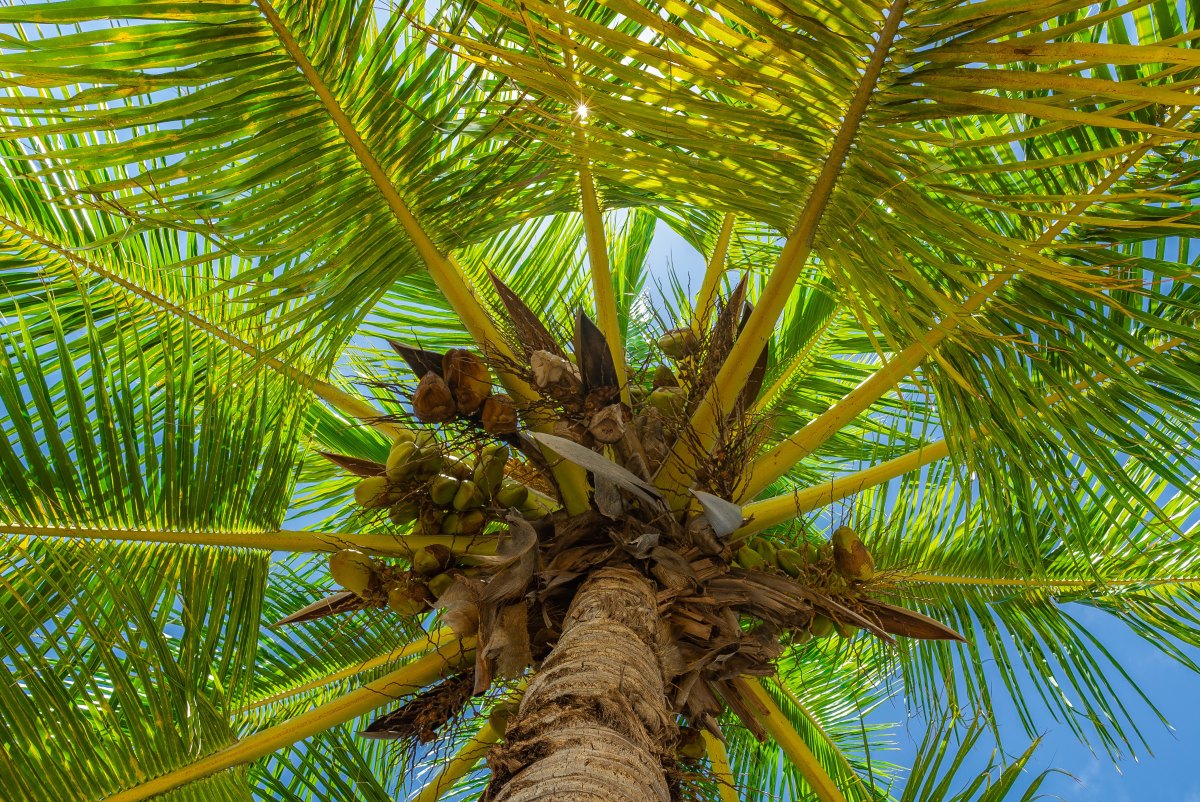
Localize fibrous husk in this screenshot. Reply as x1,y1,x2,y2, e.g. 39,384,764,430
413,371,456,422
530,350,581,397
481,394,519,434
444,348,492,414
588,403,627,444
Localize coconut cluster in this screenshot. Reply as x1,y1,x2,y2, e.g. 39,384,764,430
283,272,961,748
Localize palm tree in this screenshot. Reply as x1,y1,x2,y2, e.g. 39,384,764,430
1,0,1199,799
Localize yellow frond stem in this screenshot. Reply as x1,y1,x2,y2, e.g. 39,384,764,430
108,637,474,801
703,732,742,802
736,441,950,536
734,677,847,802
897,572,1200,589
692,213,735,334
236,627,457,716
1,214,413,441
655,0,910,498
738,104,1192,499
253,0,538,407
739,334,1186,509
411,721,500,802
2,524,498,558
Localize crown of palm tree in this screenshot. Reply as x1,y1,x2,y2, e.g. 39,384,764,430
1,0,1198,799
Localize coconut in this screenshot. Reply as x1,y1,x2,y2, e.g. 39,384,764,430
457,509,486,534
495,481,529,509
777,548,805,578
520,498,548,520
452,480,485,511
735,546,766,571
652,365,679,388
657,327,698,359
480,394,518,434
385,440,417,482
647,386,686,416
428,474,461,507
832,525,875,581
677,728,706,760
330,549,375,595
443,348,492,414
427,571,455,599
354,475,395,508
752,538,779,568
416,507,444,535
474,443,508,497
808,614,835,639
387,583,428,616
408,446,444,481
411,545,451,577
488,699,520,734
413,371,456,422
391,428,416,444
388,499,419,526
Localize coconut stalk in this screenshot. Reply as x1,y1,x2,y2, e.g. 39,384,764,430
108,637,474,801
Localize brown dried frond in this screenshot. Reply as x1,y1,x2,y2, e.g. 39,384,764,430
361,672,475,743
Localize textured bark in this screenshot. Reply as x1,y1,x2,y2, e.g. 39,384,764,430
487,567,678,802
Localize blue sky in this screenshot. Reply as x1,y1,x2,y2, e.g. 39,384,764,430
643,222,1200,799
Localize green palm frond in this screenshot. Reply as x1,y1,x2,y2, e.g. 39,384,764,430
861,452,1200,759
3,0,1200,799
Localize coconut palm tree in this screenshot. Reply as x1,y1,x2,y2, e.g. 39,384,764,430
1,0,1199,799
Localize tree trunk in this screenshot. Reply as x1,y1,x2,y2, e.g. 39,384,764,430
486,567,678,802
